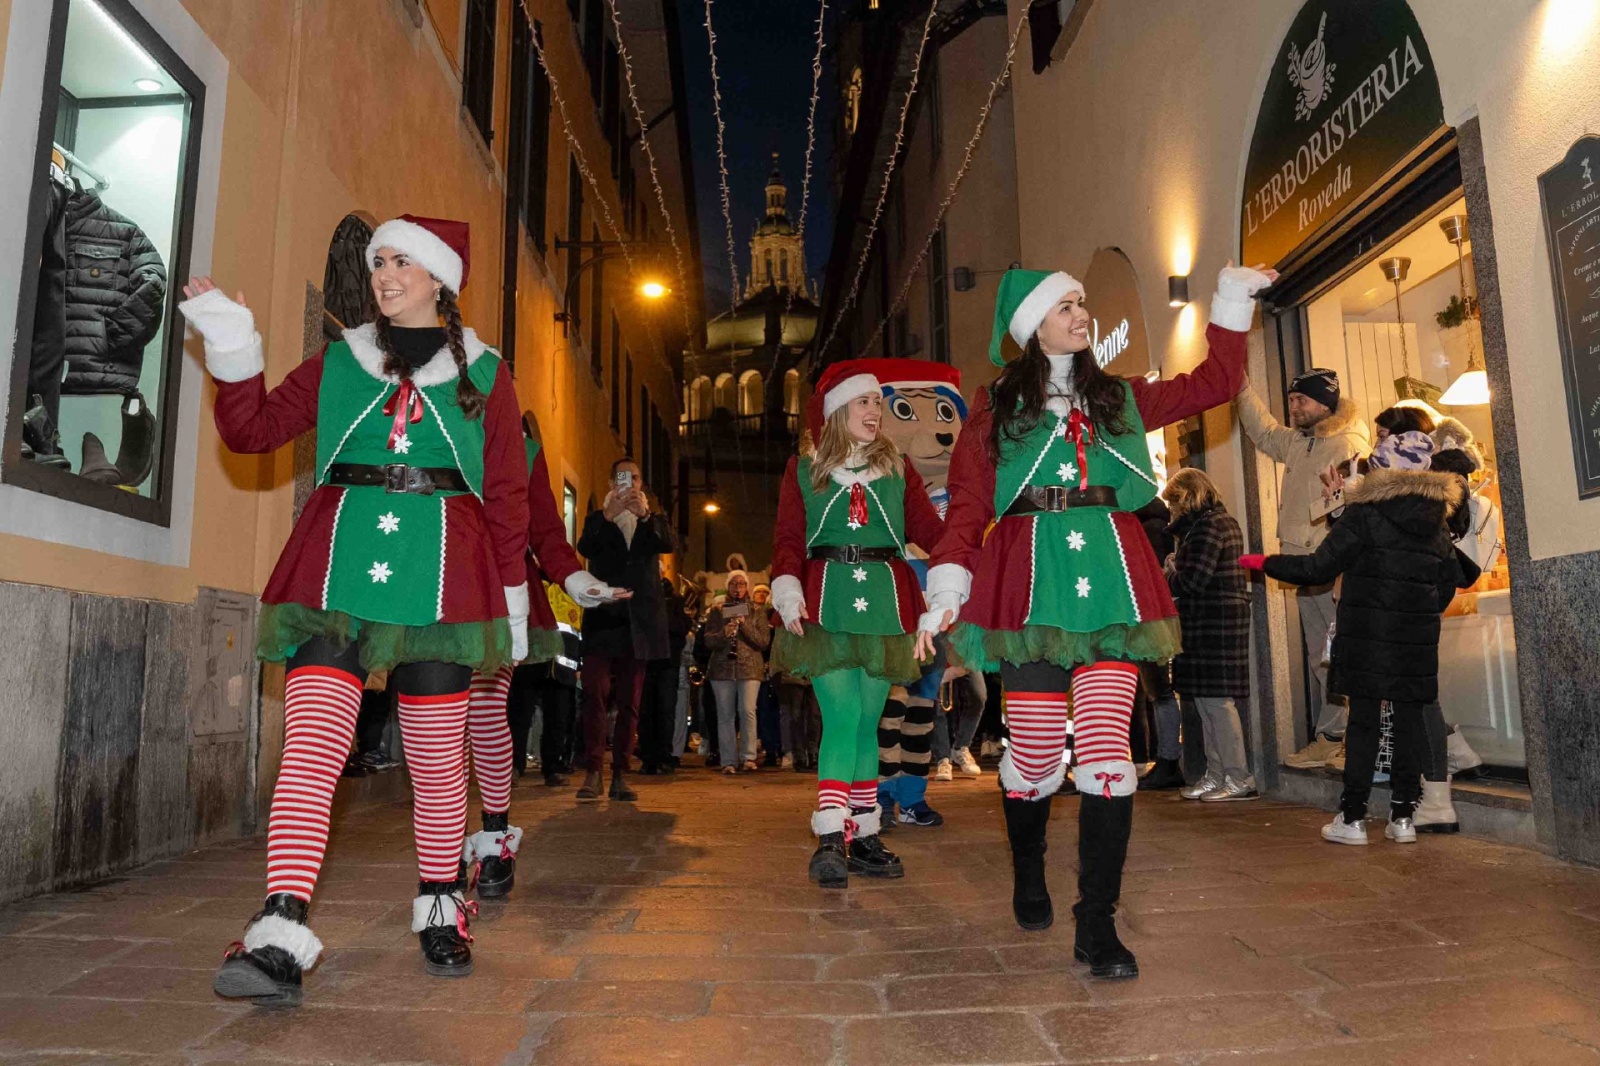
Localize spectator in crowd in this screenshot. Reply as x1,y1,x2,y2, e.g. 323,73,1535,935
638,576,691,774
692,610,719,767
778,670,821,771
576,458,673,801
1236,370,1369,769
1162,469,1255,801
1243,429,1479,845
671,585,703,768
703,570,772,773
750,583,785,766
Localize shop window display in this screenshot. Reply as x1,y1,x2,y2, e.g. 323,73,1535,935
4,0,203,523
1299,197,1520,770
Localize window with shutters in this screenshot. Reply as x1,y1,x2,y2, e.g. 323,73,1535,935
565,155,584,333
462,0,496,144
513,16,552,253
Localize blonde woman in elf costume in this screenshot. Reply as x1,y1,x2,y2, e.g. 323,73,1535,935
178,215,530,1004
917,263,1275,978
461,415,628,899
770,361,945,888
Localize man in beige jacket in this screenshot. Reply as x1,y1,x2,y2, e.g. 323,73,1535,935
1236,369,1369,768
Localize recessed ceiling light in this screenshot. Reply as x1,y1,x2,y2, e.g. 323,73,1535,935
133,78,162,92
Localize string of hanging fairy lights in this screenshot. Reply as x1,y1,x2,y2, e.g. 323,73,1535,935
604,0,695,343
853,5,1029,361
813,0,940,366
766,0,828,393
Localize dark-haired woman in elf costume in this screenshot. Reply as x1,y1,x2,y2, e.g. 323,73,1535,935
178,215,530,1003
770,361,944,888
917,263,1274,978
461,418,628,899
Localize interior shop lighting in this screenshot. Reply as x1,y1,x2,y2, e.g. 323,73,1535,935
1437,214,1490,407
702,499,721,515
133,78,162,92
1167,275,1190,307
83,0,158,70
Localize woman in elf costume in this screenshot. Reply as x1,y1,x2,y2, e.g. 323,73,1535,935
770,361,944,888
178,215,530,1003
917,263,1274,978
461,416,627,899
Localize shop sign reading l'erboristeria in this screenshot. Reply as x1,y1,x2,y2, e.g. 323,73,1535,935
1240,0,1444,270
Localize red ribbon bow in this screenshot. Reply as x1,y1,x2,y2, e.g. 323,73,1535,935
383,379,424,449
1094,771,1124,799
847,482,869,527
1066,408,1094,491
456,898,479,943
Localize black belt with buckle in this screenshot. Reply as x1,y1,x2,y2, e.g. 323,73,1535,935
808,545,901,564
1003,484,1117,516
327,462,469,495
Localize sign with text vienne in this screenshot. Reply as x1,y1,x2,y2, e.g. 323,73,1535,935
1241,0,1444,269
1539,137,1600,500
1082,247,1150,379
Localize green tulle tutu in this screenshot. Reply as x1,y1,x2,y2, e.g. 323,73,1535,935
771,625,923,686
949,618,1182,674
258,602,513,674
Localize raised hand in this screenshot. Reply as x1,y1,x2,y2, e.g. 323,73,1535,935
182,276,247,307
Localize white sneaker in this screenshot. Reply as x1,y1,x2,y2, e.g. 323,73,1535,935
953,747,982,777
980,739,1002,759
1199,775,1260,802
1385,817,1417,843
1180,772,1222,800
1321,814,1369,845
780,753,794,770
933,758,953,782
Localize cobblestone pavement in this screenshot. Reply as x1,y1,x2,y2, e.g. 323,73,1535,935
4,760,1600,1064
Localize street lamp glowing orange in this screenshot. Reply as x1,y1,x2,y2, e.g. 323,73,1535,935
639,280,670,300
702,499,720,515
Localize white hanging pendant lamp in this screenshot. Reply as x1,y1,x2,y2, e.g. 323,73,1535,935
1437,215,1490,406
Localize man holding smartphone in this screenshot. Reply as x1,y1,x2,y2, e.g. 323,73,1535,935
575,458,676,801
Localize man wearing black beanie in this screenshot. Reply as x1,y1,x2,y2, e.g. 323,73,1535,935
1235,369,1370,769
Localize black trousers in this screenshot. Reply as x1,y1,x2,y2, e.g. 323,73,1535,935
537,676,577,774
637,658,678,769
506,664,541,775
1341,697,1428,820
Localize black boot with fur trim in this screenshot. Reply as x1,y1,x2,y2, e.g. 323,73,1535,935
214,893,322,1007
464,811,522,899
413,880,474,977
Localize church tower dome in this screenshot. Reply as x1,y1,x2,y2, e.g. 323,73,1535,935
747,152,810,300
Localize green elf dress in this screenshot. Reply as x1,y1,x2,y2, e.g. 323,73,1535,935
211,320,530,673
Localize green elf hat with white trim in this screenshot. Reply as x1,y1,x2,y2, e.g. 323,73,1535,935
989,269,1084,366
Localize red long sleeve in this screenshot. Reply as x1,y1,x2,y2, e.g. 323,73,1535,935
1128,323,1248,431
480,360,530,588
771,456,808,581
928,390,998,574
211,352,324,454
900,460,945,552
528,447,582,586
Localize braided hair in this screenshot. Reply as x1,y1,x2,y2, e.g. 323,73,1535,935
371,287,487,421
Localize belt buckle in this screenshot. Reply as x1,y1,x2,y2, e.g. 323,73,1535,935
384,464,408,493
841,544,861,564
1044,485,1067,512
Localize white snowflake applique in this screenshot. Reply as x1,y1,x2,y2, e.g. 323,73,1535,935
852,567,869,583
392,434,412,455
853,597,870,612
377,512,400,535
1067,530,1086,551
847,519,863,531
1057,462,1078,483
368,561,394,584
1075,576,1092,598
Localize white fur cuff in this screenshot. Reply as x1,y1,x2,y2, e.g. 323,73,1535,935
925,564,972,604
771,574,805,625
243,913,323,970
1209,294,1256,333
998,749,1067,800
564,570,614,608
812,807,849,836
463,826,523,863
849,806,882,838
1074,758,1138,798
412,891,467,932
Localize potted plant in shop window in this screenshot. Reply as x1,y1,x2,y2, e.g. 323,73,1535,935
1435,294,1482,390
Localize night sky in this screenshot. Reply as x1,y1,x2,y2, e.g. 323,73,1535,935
677,0,838,318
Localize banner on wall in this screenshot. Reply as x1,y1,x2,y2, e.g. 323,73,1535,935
1240,0,1444,270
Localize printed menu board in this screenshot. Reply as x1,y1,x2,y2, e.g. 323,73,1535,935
1540,136,1600,499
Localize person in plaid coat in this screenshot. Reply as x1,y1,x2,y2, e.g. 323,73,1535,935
1161,469,1254,802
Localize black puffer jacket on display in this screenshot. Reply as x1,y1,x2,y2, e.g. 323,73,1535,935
61,190,167,395
1262,469,1479,704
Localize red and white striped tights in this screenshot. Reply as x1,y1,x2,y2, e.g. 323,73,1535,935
397,690,471,882
466,666,515,815
1002,661,1137,797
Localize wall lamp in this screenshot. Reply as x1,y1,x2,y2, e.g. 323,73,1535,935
1167,274,1190,307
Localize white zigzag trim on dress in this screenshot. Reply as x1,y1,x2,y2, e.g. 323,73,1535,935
319,384,391,485
807,486,848,547
437,507,448,621
1093,436,1158,487
1109,511,1139,621
1001,416,1067,515
417,390,478,499
862,482,904,552
322,489,349,610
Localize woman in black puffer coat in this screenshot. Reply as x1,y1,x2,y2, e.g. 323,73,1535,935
1241,430,1478,845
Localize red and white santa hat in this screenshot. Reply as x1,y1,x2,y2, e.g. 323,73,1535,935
365,214,471,294
846,357,961,396
807,359,883,439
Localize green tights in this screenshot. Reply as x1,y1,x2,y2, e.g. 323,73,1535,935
812,667,891,808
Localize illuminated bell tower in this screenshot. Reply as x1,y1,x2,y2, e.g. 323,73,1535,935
745,153,811,301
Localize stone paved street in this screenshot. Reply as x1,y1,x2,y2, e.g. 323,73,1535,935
4,762,1600,1064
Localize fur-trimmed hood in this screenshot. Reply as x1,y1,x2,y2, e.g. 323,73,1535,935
342,322,491,387
1308,397,1364,440
1345,468,1465,539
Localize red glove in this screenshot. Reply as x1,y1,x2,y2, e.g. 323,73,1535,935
1238,554,1266,572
